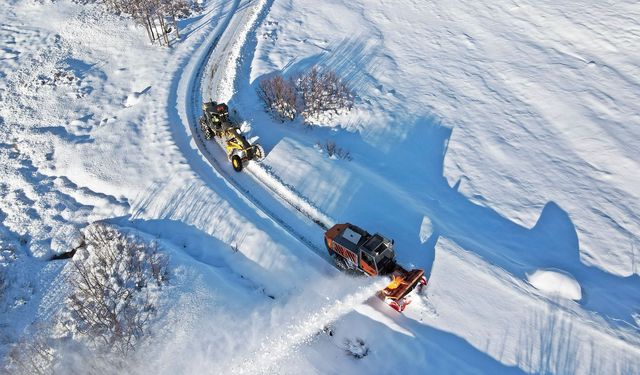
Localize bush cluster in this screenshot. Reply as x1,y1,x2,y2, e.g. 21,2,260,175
316,140,352,161
4,223,170,374
63,223,169,357
258,66,354,124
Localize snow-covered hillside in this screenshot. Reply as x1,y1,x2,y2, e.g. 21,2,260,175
1,0,639,373
231,0,640,372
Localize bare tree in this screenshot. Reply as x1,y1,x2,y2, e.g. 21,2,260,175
61,223,169,358
95,0,196,45
162,0,194,40
258,74,297,121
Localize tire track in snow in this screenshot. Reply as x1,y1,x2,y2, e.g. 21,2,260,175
186,0,330,260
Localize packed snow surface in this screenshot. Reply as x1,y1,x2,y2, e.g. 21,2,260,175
527,269,582,301
1,0,640,373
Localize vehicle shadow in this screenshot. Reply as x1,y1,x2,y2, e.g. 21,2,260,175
375,115,640,327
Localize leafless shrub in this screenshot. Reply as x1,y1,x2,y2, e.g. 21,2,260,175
258,66,354,125
258,74,297,121
4,324,55,375
316,140,352,161
343,337,369,359
60,223,169,358
0,273,5,300
0,267,6,301
0,244,17,303
4,327,116,375
296,66,354,124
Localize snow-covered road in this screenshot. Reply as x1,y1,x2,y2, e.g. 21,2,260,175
1,0,639,372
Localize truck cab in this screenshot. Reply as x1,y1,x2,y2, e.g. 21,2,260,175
324,223,397,276
202,101,230,128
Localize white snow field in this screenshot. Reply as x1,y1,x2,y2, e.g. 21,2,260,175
1,0,639,373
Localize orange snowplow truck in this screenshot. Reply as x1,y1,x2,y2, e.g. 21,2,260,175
324,223,427,312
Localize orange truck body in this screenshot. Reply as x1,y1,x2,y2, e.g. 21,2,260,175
324,223,426,312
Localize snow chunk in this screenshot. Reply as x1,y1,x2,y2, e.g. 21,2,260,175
124,86,150,107
527,269,582,301
124,92,142,107
419,216,433,243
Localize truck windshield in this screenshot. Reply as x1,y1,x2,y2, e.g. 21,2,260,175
363,234,386,255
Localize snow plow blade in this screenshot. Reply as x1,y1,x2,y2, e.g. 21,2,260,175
381,267,425,301
378,266,426,312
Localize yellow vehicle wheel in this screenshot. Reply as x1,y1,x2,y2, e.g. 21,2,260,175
231,155,243,172
254,143,265,161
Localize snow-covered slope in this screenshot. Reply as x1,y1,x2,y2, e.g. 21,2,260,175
2,0,639,373
433,1,640,277
245,0,640,276
224,0,640,372
2,0,333,364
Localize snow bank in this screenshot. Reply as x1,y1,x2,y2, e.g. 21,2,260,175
254,137,346,221
124,90,147,107
527,269,582,301
205,0,268,102
419,216,433,243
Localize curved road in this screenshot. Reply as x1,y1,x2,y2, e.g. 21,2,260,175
183,0,332,260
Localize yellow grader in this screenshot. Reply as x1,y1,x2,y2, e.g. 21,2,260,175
199,101,265,172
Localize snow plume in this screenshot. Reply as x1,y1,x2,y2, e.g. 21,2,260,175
227,276,386,375
127,273,386,375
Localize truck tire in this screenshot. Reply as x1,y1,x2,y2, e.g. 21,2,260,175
200,118,212,140
231,155,243,172
253,144,265,161
332,254,348,271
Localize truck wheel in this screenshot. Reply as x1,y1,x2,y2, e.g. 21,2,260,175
200,118,212,140
333,254,348,271
253,144,265,161
231,155,243,172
